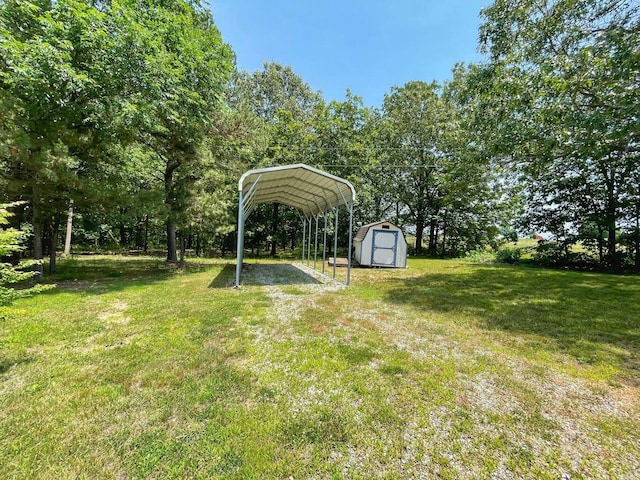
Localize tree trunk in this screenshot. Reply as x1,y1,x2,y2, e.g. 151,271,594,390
415,219,425,254
428,219,438,255
119,223,126,247
63,200,74,257
32,183,44,278
604,164,618,268
607,222,617,266
440,212,447,258
195,234,201,257
597,225,604,263
635,208,640,272
134,218,142,249
164,158,180,263
635,231,640,272
179,232,185,264
33,220,44,276
49,217,58,275
166,221,178,262
143,215,149,253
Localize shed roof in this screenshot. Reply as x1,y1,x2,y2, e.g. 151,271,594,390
239,164,356,218
354,221,403,242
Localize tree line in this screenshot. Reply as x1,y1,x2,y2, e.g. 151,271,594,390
1,0,638,280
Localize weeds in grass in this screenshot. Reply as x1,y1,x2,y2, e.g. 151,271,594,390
464,247,496,264
1,256,638,478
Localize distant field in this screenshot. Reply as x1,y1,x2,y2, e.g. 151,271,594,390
1,256,638,479
402,236,541,256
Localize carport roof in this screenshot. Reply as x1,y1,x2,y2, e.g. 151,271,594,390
238,163,356,218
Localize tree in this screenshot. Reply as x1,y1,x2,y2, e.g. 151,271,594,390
314,91,388,226
231,63,323,255
380,81,454,254
233,62,323,167
0,0,115,274
1,0,234,268
113,0,234,262
442,63,515,254
178,104,264,258
478,0,640,268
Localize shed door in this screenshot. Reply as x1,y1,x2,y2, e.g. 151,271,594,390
371,229,398,266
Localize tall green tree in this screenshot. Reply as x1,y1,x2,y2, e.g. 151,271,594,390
479,0,640,268
314,91,388,226
231,63,323,255
233,62,323,168
0,0,116,274
380,81,454,254
443,63,515,253
114,0,234,262
1,0,234,267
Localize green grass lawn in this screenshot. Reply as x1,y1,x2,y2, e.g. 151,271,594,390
1,256,638,479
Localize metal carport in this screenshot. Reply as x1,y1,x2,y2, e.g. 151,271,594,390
235,164,356,287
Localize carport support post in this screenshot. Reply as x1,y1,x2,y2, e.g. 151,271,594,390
333,207,339,279
235,190,244,287
307,218,312,266
314,215,319,270
322,214,327,274
301,217,306,265
347,200,353,286
335,182,354,286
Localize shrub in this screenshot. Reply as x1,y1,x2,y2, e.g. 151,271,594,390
0,203,53,309
531,241,567,266
464,248,496,264
496,247,522,264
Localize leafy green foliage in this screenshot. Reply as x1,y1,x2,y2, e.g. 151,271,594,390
0,0,235,265
0,204,52,307
495,246,521,264
464,247,497,264
3,0,637,272
478,0,640,270
312,91,385,247
110,0,234,261
379,80,499,256
233,62,323,168
0,0,116,272
231,63,325,254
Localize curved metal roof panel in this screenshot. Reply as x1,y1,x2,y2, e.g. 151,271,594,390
238,164,356,218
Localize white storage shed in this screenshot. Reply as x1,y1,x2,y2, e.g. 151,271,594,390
353,221,407,268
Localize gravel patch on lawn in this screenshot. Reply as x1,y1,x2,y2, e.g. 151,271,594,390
242,262,344,332
237,262,640,479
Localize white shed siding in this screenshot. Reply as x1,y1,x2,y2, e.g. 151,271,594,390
395,229,408,268
353,221,407,268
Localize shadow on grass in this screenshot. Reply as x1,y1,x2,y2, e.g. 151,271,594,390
44,256,226,296
0,357,32,376
209,264,237,288
385,266,640,384
209,263,323,288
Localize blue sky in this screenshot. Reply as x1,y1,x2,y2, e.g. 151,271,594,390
211,1,492,107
